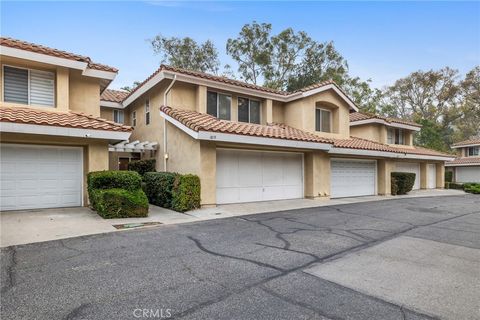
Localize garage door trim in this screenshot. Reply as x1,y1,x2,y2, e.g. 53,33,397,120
1,143,84,209
331,158,378,198
216,148,304,204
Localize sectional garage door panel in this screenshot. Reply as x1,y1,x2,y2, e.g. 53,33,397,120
331,159,376,198
0,145,83,211
456,167,480,183
216,150,303,204
395,162,420,190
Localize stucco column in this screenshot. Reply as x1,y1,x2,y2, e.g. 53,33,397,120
436,163,445,188
420,162,427,189
56,67,69,111
85,141,109,205
304,151,330,199
263,99,273,124
199,141,216,207
377,159,394,195
196,85,207,113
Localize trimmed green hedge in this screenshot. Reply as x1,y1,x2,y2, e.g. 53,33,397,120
144,172,179,208
87,170,149,218
463,183,480,194
172,174,201,212
87,170,142,192
445,171,453,183
445,182,464,190
128,159,156,176
391,172,416,195
90,189,148,219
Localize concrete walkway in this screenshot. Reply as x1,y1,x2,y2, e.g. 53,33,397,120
0,189,466,247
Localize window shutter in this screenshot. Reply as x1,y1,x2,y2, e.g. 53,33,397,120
3,66,28,104
29,70,55,107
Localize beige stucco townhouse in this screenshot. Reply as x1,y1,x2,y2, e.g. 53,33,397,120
101,65,455,207
446,138,480,183
0,37,132,211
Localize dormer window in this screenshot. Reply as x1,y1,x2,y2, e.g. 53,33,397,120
207,91,231,120
3,65,54,107
467,146,479,156
387,128,405,145
238,97,260,124
113,109,124,124
315,108,331,132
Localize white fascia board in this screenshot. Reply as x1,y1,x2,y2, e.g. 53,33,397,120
123,72,166,107
451,143,480,149
445,162,480,167
82,68,117,80
329,147,455,161
0,122,131,141
100,101,124,109
350,118,421,131
161,111,331,151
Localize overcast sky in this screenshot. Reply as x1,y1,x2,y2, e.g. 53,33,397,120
2,1,479,90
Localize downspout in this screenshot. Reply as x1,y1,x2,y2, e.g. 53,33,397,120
163,74,177,171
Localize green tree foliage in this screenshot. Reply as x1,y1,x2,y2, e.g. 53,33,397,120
151,35,220,74
120,81,141,92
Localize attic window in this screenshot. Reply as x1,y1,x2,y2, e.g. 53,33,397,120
315,108,331,132
387,128,405,145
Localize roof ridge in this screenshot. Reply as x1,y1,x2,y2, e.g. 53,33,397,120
69,110,132,130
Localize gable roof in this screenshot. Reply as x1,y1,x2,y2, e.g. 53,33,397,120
101,89,129,103
0,37,117,72
0,105,132,132
451,138,480,148
123,65,358,112
349,112,421,130
160,106,453,160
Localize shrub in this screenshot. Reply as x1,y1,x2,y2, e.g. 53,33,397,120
445,171,453,183
391,176,399,196
171,174,201,212
128,159,156,176
87,170,142,192
144,172,178,208
463,183,480,194
446,182,464,190
391,172,416,195
91,189,149,219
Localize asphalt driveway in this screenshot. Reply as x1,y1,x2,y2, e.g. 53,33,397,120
1,195,479,320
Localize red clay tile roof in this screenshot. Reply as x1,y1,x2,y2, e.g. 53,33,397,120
0,105,132,132
160,106,332,144
160,106,453,158
446,157,480,166
101,89,129,103
125,65,351,104
452,138,480,147
1,37,117,72
349,112,421,127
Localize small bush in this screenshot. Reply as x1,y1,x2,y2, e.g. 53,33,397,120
91,189,149,219
391,176,399,195
172,174,201,212
391,172,416,195
128,159,156,176
463,183,480,194
144,172,178,208
446,182,464,190
88,171,142,192
445,171,453,183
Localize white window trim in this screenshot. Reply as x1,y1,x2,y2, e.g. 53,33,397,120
132,111,137,127
2,64,55,108
238,96,261,124
468,146,479,157
387,127,406,145
113,109,124,124
315,107,332,133
207,91,232,120
145,98,150,125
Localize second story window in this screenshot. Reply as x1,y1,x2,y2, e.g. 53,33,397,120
3,66,54,107
387,128,405,145
467,146,479,156
145,99,150,125
113,109,124,124
238,97,261,124
207,91,231,120
315,108,331,132
132,111,136,127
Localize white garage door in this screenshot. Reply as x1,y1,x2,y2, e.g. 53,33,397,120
395,162,420,190
427,164,436,189
216,149,303,204
331,159,376,198
456,167,480,183
1,144,83,211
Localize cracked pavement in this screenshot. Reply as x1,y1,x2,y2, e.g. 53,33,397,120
1,195,479,320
